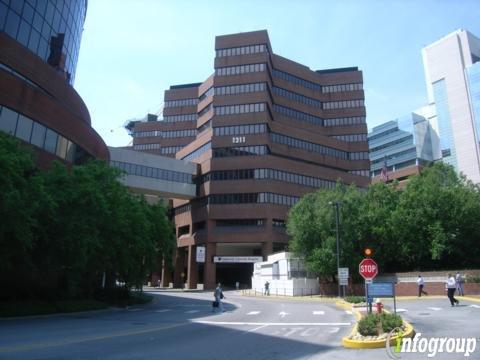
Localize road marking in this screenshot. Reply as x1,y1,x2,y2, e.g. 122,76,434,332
313,311,325,315
247,311,260,315
279,311,290,318
470,304,480,309
328,327,340,334
428,307,442,311
184,310,200,314
242,324,268,334
396,309,408,313
345,310,352,315
155,309,172,313
127,308,143,312
192,320,351,326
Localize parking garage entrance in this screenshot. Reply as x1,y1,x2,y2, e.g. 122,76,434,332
214,257,262,289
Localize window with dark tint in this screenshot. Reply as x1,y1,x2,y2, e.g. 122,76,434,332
44,128,57,154
0,107,18,134
15,115,33,142
30,122,46,148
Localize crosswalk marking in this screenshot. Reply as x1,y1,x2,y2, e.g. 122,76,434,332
328,327,340,334
184,310,200,314
345,310,352,315
470,304,480,309
247,311,260,315
396,309,408,313
193,320,351,326
313,311,325,315
428,307,442,311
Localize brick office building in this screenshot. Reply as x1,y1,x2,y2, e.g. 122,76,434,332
131,30,370,289
0,0,108,168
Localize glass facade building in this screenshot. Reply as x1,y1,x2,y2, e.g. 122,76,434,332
368,113,440,180
0,0,108,167
0,0,87,83
422,29,480,183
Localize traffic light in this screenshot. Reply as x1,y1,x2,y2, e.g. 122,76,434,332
364,248,373,257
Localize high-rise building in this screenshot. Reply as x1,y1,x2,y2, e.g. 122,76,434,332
422,29,480,183
0,0,108,168
368,111,441,186
131,30,370,289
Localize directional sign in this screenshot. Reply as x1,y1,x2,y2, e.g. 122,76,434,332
359,258,378,280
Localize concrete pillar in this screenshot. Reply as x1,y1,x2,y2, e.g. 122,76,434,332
173,248,186,288
262,241,273,259
204,242,217,290
186,245,198,289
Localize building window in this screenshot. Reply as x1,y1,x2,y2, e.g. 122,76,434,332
181,142,212,161
216,44,267,57
215,63,266,76
214,103,266,116
215,82,266,96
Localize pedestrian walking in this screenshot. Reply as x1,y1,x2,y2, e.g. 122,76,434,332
264,281,270,296
455,272,465,296
446,273,459,307
235,281,240,290
417,275,428,297
213,283,225,313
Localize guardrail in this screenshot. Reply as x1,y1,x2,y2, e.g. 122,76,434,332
242,288,321,297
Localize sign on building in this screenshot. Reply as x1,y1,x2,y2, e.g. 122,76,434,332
196,246,205,263
213,256,263,263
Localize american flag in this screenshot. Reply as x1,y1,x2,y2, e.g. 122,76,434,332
380,158,389,182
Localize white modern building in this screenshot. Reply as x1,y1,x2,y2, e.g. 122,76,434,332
422,29,480,183
251,252,319,296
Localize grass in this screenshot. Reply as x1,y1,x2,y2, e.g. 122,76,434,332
357,313,403,336
344,295,365,304
0,299,108,317
0,290,154,317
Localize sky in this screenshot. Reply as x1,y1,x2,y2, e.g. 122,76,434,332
74,0,480,147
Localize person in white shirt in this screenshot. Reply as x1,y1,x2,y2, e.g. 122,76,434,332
446,274,459,306
417,275,428,297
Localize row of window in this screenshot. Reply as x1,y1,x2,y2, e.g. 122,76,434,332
199,87,214,102
350,151,370,160
214,82,266,96
271,132,348,159
0,62,48,96
273,86,323,108
323,99,364,110
133,129,197,138
369,135,412,153
273,104,324,126
0,105,83,163
332,133,368,142
215,63,266,76
196,168,337,189
349,170,370,177
181,141,212,161
323,83,363,93
163,114,197,122
368,127,398,142
110,160,193,184
198,103,212,117
213,123,267,136
213,145,269,157
214,102,266,116
161,146,184,155
273,219,286,228
208,192,299,206
216,44,267,58
370,148,416,165
272,69,322,92
164,98,198,108
216,219,265,227
324,116,366,127
198,121,211,134
133,143,160,150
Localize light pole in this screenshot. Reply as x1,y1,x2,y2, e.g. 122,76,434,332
329,201,341,297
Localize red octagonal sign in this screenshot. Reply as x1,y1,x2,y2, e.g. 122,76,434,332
359,258,378,280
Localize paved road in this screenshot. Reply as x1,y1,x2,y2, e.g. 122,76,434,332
0,291,479,359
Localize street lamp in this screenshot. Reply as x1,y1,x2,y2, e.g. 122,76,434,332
328,200,342,297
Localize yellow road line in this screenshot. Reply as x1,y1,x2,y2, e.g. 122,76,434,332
0,322,188,353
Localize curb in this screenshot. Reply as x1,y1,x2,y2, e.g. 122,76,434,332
457,295,480,304
336,300,415,349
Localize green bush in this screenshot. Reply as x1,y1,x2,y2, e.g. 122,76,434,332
380,313,403,333
357,313,403,336
358,314,379,336
467,275,480,283
344,296,365,304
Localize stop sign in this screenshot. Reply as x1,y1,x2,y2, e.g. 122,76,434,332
359,258,378,280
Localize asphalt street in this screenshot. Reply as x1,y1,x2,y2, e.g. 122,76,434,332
0,291,479,359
